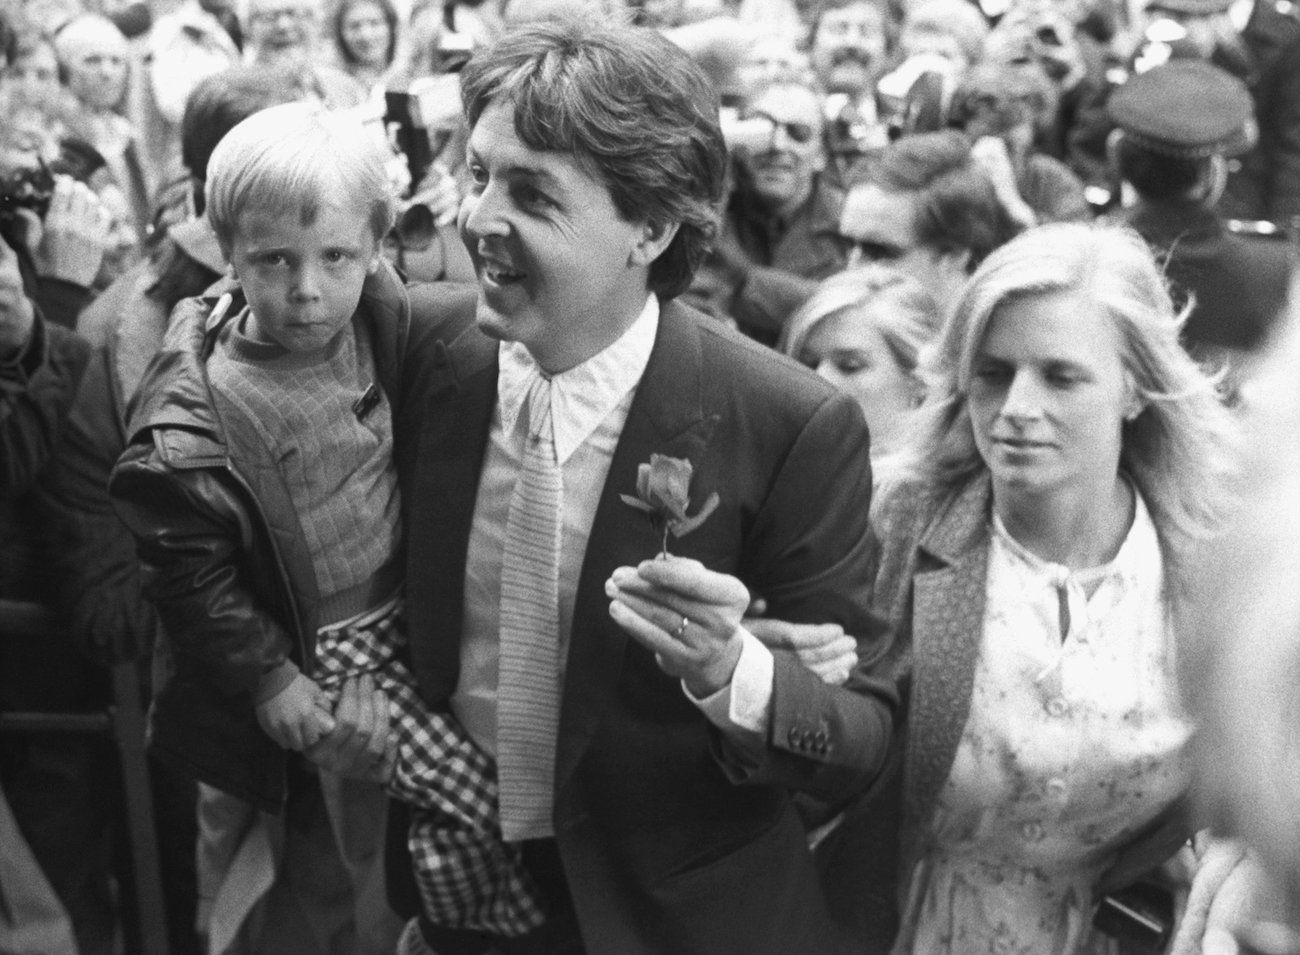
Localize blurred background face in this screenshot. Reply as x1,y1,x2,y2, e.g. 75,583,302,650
899,21,968,70
340,0,390,68
247,0,318,64
798,302,917,451
738,35,810,94
811,2,889,95
736,84,825,212
6,41,60,100
0,106,62,175
57,19,129,112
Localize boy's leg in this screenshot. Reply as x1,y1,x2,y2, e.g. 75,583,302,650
318,768,405,955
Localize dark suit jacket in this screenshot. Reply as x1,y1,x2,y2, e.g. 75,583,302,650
390,284,898,955
1119,199,1290,355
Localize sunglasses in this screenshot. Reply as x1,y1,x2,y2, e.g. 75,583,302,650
840,236,909,264
743,112,817,145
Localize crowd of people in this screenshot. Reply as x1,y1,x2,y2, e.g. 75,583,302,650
0,0,1298,952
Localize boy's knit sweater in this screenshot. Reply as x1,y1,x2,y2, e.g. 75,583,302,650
206,308,401,630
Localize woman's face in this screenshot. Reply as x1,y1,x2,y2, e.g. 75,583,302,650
799,303,918,453
968,289,1137,508
341,1,392,69
7,43,61,100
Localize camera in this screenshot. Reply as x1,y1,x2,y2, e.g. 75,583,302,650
0,136,106,227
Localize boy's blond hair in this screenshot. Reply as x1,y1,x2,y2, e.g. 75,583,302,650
205,101,396,257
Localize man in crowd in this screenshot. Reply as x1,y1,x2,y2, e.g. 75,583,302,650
689,77,849,344
837,129,1019,315
375,16,898,954
1140,0,1300,225
807,0,894,178
1108,59,1291,390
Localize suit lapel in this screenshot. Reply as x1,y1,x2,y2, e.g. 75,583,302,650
903,477,993,837
405,325,498,703
556,300,720,793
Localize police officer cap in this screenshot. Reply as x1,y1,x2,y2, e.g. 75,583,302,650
1109,60,1256,159
1144,0,1232,16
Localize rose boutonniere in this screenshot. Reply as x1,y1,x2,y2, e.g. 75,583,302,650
620,454,720,558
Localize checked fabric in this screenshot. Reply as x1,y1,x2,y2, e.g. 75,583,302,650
315,596,545,935
496,375,564,843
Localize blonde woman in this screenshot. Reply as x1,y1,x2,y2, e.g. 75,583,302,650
780,264,940,487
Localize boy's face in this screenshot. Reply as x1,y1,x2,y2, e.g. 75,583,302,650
229,199,381,353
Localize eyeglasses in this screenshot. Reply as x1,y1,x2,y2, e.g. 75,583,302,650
743,112,817,145
839,235,909,264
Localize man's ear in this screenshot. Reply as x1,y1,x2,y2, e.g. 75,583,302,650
630,219,680,269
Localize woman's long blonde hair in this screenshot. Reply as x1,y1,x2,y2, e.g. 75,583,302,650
898,221,1238,585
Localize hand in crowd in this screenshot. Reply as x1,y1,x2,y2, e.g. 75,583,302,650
255,670,336,751
0,233,35,357
304,674,396,784
607,556,748,698
745,606,858,686
971,135,1037,228
32,176,112,290
407,164,462,229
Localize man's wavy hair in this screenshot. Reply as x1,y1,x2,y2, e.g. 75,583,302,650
459,15,727,299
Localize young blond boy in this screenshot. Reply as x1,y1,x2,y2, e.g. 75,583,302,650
110,102,542,950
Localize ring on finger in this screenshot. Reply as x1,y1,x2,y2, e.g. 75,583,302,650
672,615,690,639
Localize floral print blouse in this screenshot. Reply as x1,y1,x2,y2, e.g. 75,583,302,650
894,492,1193,955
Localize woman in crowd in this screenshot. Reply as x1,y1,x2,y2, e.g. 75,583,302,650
609,221,1239,953
863,221,1236,953
331,0,400,95
780,265,940,487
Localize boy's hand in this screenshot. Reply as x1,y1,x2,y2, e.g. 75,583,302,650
255,671,336,751
305,674,395,783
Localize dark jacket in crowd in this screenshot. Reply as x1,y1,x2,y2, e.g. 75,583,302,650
689,173,848,344
1221,0,1300,224
1118,198,1291,355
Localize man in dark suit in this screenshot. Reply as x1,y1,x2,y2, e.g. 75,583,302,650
384,16,898,955
1107,59,1291,391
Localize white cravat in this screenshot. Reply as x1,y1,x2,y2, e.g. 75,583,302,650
495,375,563,842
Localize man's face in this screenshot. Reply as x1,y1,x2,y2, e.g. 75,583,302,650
228,198,381,353
734,85,825,213
811,2,889,95
247,0,318,64
458,98,664,375
839,183,969,305
58,21,129,112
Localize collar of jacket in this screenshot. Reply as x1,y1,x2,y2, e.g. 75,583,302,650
123,257,411,467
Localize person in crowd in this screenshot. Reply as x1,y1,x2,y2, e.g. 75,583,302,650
132,0,241,203
40,65,303,955
876,0,987,121
1107,58,1292,394
331,0,400,94
3,22,61,101
52,13,151,257
348,16,897,954
243,0,368,107
837,129,1019,316
780,264,940,486
983,0,1118,192
1139,0,1300,226
689,76,850,343
0,226,89,955
806,0,896,179
813,222,1238,953
0,85,112,329
1180,306,1300,954
951,59,1092,226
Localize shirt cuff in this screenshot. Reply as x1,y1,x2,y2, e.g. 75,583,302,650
683,626,774,734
